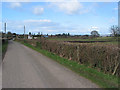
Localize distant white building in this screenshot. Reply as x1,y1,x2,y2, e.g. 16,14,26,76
28,35,32,39
34,37,38,39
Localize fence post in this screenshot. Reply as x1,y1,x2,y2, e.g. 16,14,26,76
77,45,79,62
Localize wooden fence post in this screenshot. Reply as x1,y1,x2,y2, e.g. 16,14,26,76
77,45,79,62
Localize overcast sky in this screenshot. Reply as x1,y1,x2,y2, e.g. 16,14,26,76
2,1,118,35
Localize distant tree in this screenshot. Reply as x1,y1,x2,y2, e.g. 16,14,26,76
13,33,16,38
7,31,12,39
7,31,12,36
91,30,100,37
38,32,40,35
84,35,89,37
68,33,70,36
56,34,61,37
110,25,119,37
13,33,16,35
29,32,31,35
62,33,66,36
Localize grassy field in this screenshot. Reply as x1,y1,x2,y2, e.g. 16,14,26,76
47,37,117,41
47,37,119,45
17,40,119,89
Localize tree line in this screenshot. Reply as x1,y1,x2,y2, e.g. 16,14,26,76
1,25,120,40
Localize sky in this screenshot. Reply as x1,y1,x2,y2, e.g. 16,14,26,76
1,1,118,35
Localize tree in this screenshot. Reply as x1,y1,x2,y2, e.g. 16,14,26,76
62,33,66,36
68,33,70,36
91,30,100,37
38,32,40,35
29,32,31,35
110,25,119,37
13,33,16,38
7,31,12,39
13,33,16,35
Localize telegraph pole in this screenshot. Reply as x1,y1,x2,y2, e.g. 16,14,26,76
24,25,25,39
4,23,6,38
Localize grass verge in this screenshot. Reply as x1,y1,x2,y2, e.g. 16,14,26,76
2,40,8,59
17,40,119,89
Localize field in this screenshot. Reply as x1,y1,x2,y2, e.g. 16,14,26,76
47,37,119,45
47,37,117,41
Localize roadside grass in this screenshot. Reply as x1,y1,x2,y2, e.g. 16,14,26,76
17,40,119,89
2,40,8,59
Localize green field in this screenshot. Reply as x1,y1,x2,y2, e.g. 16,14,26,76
47,37,119,45
47,37,117,41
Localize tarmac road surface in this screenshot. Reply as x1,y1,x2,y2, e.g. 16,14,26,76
2,40,99,88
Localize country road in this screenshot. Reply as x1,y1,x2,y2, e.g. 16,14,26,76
2,40,99,88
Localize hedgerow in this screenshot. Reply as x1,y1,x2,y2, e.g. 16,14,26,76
16,38,120,76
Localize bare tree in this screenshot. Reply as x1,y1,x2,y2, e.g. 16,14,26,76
110,25,119,37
